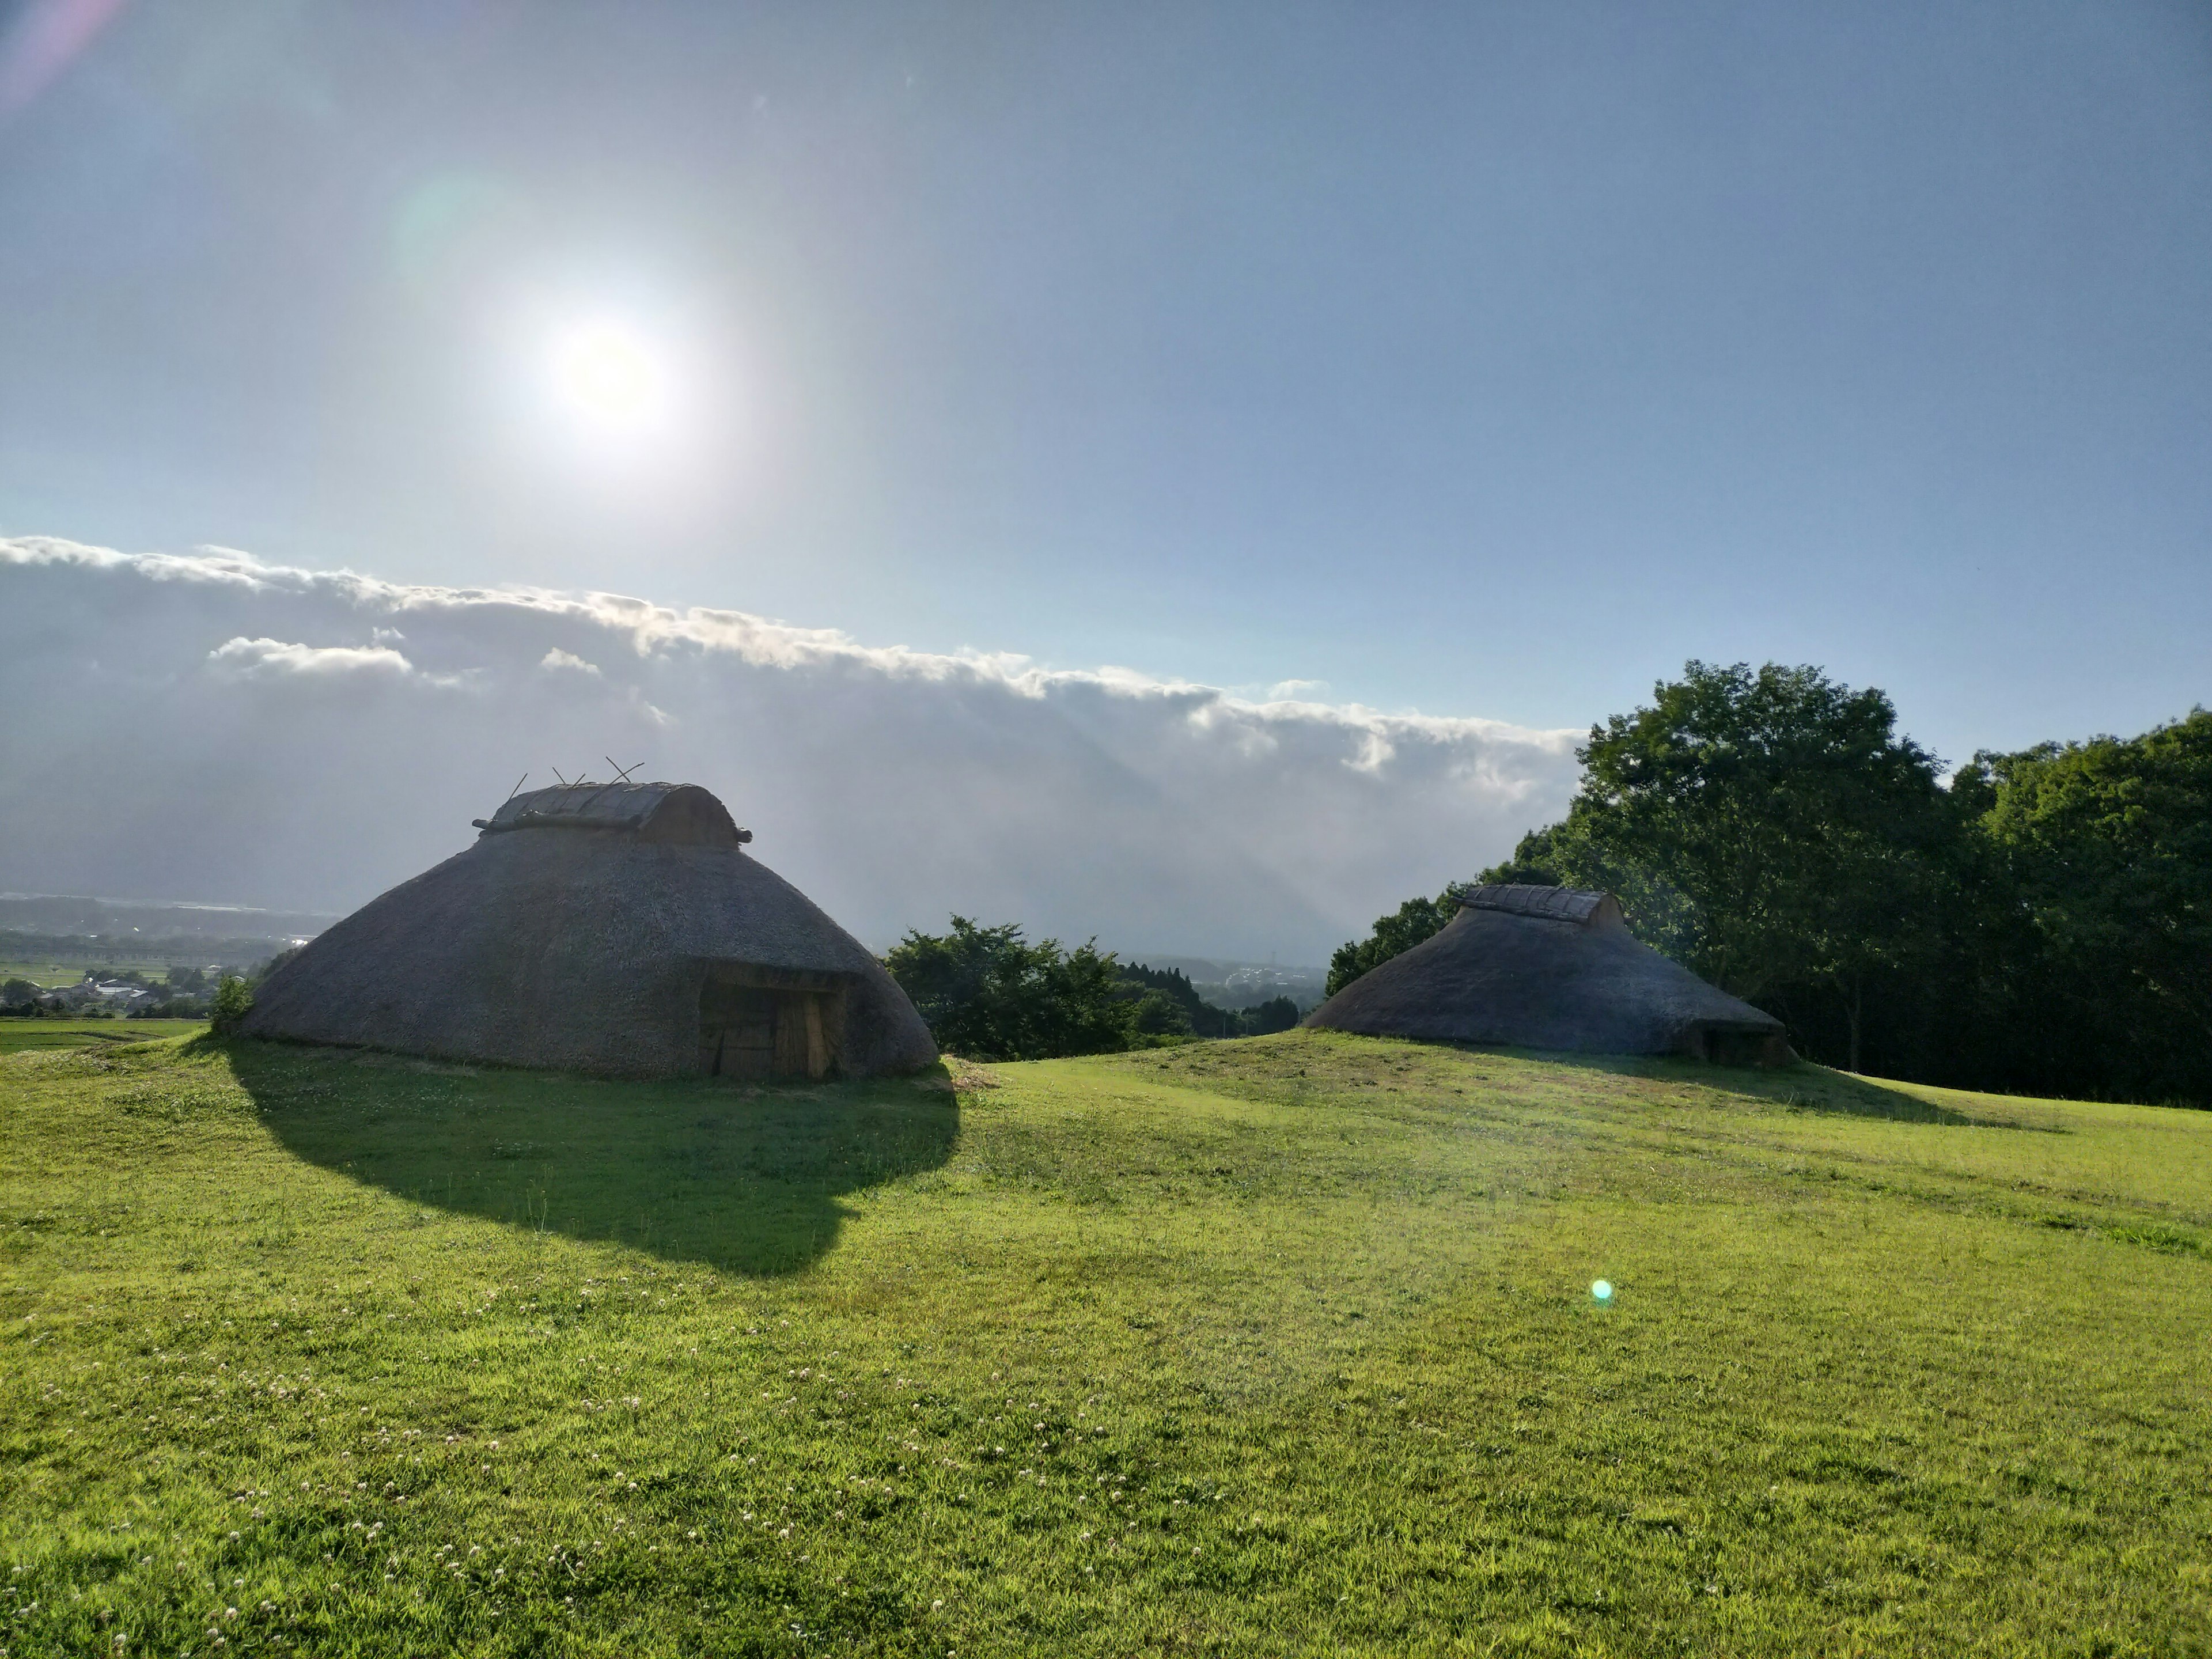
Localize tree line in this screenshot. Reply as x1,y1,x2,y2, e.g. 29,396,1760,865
883,916,1300,1062
1328,662,2211,1106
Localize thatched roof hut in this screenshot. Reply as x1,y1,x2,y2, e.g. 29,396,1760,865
243,782,936,1080
1305,884,1791,1063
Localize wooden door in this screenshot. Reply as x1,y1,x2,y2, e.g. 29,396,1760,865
698,982,778,1078
699,972,849,1080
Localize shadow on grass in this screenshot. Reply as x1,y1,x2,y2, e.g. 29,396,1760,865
1605,1054,2033,1128
1431,1043,2019,1128
225,1039,960,1277
1130,1031,2024,1129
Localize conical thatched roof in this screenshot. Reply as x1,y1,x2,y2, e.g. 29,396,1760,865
1305,884,1790,1063
243,782,936,1080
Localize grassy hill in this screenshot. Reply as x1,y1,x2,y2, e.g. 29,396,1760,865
2,1032,2206,1656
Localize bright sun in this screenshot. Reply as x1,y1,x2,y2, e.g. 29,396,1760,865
548,316,670,436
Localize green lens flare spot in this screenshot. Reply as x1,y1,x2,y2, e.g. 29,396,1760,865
1590,1279,1614,1304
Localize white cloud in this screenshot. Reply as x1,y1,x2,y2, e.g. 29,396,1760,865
0,535,1581,960
209,636,415,679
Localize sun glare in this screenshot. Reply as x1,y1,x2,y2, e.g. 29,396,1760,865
548,316,670,437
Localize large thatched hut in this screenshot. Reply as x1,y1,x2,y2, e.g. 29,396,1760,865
1305,884,1791,1063
243,782,937,1080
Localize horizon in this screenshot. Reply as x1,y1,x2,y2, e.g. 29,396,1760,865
10,532,2202,965
3,1,2208,959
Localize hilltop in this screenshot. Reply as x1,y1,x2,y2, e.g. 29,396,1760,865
2,1032,2206,1656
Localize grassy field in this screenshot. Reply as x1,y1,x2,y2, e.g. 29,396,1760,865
0,1019,209,1056
1,964,200,989
1,1032,2206,1657
0,965,89,990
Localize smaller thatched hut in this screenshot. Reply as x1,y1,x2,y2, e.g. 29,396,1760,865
244,781,937,1080
1305,884,1791,1063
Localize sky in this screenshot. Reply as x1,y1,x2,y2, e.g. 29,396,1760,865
2,2,2209,956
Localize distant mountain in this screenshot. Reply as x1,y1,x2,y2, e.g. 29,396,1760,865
0,893,335,945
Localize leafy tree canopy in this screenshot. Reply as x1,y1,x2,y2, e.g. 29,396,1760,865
1116,962,1290,1038
1506,661,1960,1069
1962,709,2212,1101
884,917,1140,1062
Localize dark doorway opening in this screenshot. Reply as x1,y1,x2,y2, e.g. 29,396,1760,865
699,965,851,1080
1683,1024,1793,1067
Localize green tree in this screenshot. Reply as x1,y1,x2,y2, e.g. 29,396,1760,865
1241,995,1302,1035
884,917,1139,1061
1506,662,1956,1071
209,975,254,1036
1125,989,1192,1038
1036,938,1149,1055
1474,861,1562,888
1965,709,2212,1103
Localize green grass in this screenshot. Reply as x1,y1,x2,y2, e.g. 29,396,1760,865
0,963,195,988
0,1019,208,1055
0,964,111,989
2,1032,2207,1657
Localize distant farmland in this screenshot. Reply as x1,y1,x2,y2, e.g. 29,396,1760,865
0,927,308,979
0,1017,207,1055
2,1031,2206,1656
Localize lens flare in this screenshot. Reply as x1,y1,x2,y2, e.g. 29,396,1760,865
0,0,127,117
1590,1279,1614,1304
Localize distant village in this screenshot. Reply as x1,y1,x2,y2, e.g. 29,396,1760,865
0,895,319,1020
2,965,228,1017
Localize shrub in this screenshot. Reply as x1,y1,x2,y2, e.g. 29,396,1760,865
209,975,254,1036
885,917,1140,1061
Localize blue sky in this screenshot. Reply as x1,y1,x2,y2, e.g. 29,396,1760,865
2,2,2208,789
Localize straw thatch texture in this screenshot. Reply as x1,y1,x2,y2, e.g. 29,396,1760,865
243,783,936,1079
1306,885,1790,1063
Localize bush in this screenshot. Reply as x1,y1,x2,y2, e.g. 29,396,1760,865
885,918,1141,1061
209,975,254,1036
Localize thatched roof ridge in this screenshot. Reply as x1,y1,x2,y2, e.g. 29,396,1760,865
475,782,747,847
1456,883,1608,924
1306,889,1789,1062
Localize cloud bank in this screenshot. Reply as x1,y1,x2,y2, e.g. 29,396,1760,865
0,536,1581,961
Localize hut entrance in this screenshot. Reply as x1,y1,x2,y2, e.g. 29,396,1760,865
1681,1024,1791,1066
698,965,850,1081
